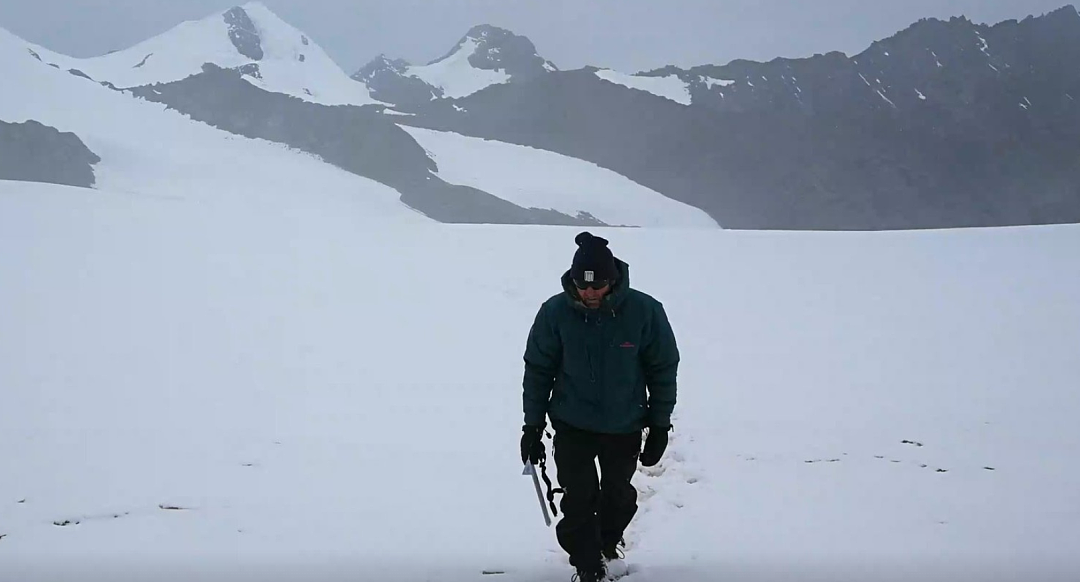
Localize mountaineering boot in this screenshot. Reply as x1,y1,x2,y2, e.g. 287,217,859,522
601,538,629,580
603,557,629,580
571,562,606,582
601,537,625,561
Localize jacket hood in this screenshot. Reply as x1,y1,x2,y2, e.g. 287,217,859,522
560,257,631,313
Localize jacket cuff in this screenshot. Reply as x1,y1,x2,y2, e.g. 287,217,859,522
647,412,672,428
524,411,547,427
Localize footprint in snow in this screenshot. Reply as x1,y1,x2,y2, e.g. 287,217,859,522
638,463,666,477
53,509,132,527
635,485,658,501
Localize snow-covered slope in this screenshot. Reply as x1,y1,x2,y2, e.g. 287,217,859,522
0,25,416,220
400,125,718,227
2,171,1078,581
595,69,692,105
34,2,378,106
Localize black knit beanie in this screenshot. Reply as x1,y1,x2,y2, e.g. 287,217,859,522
571,232,617,284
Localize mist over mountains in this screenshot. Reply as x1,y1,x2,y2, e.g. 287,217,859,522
3,2,1079,229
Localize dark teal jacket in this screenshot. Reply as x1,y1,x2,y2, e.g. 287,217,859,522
522,258,679,434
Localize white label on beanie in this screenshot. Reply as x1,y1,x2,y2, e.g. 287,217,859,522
584,271,595,282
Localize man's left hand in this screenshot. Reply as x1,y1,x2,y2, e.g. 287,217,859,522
639,426,669,467
520,425,545,465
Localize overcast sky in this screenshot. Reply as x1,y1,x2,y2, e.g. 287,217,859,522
0,0,1069,73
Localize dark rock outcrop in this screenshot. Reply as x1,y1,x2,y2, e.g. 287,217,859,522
0,120,100,187
224,7,264,61
352,55,441,106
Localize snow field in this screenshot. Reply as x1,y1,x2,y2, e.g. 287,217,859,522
2,181,1078,581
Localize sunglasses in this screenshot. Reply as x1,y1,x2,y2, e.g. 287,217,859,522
573,279,611,290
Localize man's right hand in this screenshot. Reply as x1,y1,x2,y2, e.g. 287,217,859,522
520,425,545,465
639,425,670,467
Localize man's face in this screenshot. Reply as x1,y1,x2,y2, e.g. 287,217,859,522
575,281,611,309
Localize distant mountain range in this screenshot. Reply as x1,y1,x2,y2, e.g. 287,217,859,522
2,1,1078,230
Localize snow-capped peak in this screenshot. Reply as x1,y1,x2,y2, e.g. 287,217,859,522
424,24,557,82
404,36,512,100
29,3,378,106
356,24,556,103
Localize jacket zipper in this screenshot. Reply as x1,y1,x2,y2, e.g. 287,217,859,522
585,311,600,383
586,345,596,383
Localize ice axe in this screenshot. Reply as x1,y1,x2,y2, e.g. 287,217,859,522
522,462,552,526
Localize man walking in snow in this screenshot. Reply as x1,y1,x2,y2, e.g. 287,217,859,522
520,231,680,582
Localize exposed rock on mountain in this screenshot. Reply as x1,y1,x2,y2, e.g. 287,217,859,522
0,119,100,187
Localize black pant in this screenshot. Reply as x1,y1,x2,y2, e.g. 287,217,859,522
552,419,641,568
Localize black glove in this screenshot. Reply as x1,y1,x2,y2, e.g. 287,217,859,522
520,425,545,465
639,425,670,467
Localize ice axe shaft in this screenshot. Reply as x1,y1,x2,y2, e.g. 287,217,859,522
523,462,552,527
